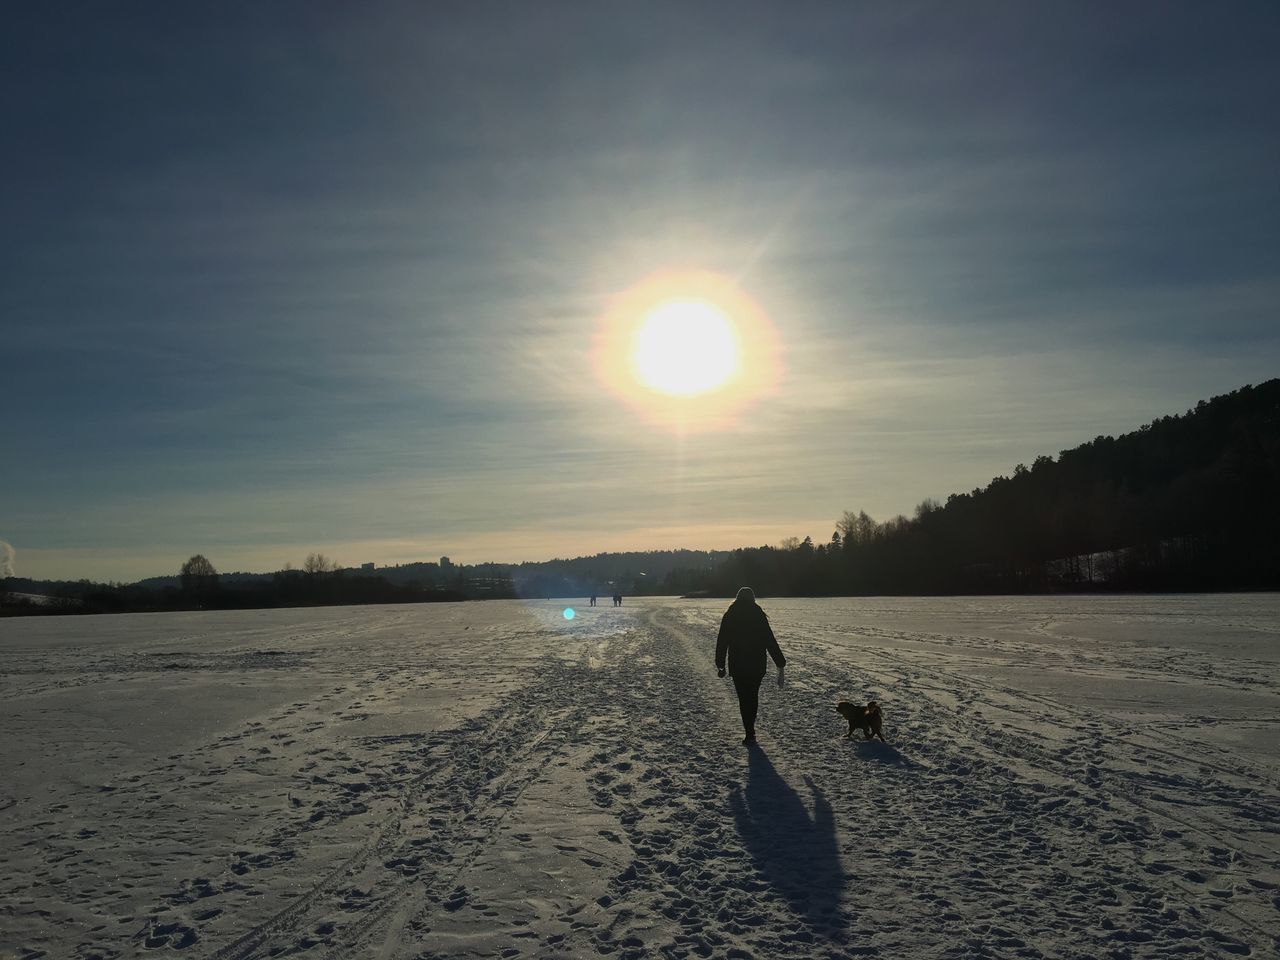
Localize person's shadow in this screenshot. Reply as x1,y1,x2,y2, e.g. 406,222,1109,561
729,745,847,938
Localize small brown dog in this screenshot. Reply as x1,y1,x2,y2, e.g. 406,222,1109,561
836,700,885,741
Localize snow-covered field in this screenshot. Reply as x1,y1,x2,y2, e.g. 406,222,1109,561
2,595,1278,959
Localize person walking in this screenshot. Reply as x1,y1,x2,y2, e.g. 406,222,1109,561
715,587,786,744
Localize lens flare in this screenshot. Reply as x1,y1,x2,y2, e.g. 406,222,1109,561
593,270,781,431
563,607,576,620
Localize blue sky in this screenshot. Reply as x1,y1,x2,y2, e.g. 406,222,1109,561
4,2,1279,582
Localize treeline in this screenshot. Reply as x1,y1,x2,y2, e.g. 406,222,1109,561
697,379,1280,596
0,548,726,616
0,569,470,617
5,380,1276,614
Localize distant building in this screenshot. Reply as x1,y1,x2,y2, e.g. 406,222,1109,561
440,556,453,570
361,562,375,573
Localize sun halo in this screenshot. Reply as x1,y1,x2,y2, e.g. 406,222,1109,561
631,298,741,397
593,270,780,430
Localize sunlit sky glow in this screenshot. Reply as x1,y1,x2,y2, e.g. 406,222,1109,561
3,3,1279,581
594,269,780,433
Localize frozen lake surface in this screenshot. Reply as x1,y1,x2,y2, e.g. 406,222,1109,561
2,595,1278,959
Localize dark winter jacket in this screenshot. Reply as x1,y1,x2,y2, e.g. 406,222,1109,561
715,599,786,679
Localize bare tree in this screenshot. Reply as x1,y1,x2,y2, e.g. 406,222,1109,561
838,510,879,547
180,554,218,596
837,511,858,544
303,553,336,575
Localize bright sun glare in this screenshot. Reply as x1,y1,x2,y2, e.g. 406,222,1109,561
594,269,781,431
632,299,741,397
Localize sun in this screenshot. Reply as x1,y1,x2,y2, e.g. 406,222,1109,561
631,298,741,397
593,269,781,430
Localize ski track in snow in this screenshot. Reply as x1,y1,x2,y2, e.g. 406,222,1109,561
1,598,1277,959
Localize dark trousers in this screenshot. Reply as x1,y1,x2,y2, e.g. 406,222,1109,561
731,672,764,735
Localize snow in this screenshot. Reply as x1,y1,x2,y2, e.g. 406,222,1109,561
1,595,1278,959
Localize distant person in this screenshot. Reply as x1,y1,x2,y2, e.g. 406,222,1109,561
590,594,597,607
715,587,786,744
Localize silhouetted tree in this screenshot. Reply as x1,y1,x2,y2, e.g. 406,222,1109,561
303,553,336,575
180,554,218,600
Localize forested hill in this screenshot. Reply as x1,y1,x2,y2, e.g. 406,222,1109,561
707,379,1280,595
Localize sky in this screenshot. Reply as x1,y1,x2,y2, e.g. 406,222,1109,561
4,2,1279,583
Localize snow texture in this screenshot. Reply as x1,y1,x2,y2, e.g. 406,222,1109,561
1,595,1278,959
